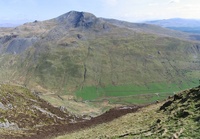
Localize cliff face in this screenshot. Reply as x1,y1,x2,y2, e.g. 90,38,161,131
5,37,38,54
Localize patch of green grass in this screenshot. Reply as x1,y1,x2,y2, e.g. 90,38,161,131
107,93,172,104
76,79,199,104
75,86,103,100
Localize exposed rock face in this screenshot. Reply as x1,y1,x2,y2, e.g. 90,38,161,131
159,100,173,111
0,35,18,44
0,119,18,129
55,11,97,28
0,102,6,110
6,37,38,54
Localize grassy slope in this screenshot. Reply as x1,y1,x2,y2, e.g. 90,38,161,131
0,30,199,106
0,13,200,107
55,103,164,139
55,85,200,139
33,33,200,104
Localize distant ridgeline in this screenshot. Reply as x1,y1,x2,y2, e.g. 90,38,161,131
167,27,200,34
146,18,200,34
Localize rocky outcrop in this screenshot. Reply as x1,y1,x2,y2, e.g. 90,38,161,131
0,119,18,129
55,11,97,28
0,102,6,110
0,35,18,44
6,37,38,54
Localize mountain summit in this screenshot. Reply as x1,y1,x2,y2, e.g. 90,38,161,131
55,11,98,28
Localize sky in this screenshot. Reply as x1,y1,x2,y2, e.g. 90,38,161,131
0,0,200,24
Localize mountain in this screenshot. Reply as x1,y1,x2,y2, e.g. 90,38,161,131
56,85,200,138
146,18,200,34
0,11,200,139
0,11,200,107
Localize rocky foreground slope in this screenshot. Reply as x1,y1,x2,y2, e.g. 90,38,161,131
0,84,142,139
0,84,79,139
0,83,199,139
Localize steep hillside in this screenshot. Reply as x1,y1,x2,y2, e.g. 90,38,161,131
0,11,200,106
56,85,200,139
1,84,199,139
0,84,80,139
0,84,143,139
